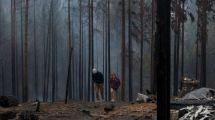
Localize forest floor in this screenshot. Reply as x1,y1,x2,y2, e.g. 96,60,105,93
0,101,157,120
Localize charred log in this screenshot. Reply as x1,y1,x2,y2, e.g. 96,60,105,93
0,96,19,108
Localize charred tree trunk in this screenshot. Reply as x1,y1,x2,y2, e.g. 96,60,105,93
173,0,180,96
11,0,16,96
43,1,52,102
196,4,200,80
88,0,91,101
88,0,94,101
20,0,24,101
67,0,73,100
196,0,208,87
107,0,111,101
51,0,57,102
121,0,126,101
102,11,105,100
23,0,29,102
180,0,185,89
65,48,73,104
128,0,133,102
156,0,170,119
200,0,207,87
140,0,144,93
151,0,157,94
79,0,83,100
33,0,38,99
104,0,108,101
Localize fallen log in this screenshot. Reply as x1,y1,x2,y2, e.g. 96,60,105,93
0,96,19,108
170,100,215,110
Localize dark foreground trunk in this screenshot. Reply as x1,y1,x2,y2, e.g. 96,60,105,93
156,0,170,119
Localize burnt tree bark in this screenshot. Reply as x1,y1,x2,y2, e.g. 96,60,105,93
11,0,16,96
33,0,39,99
151,0,157,94
107,0,111,101
180,0,185,89
65,48,73,104
128,0,133,101
173,0,180,96
196,0,208,87
67,0,73,100
79,0,83,100
156,0,170,119
88,0,94,101
121,0,126,101
23,0,29,102
140,0,144,93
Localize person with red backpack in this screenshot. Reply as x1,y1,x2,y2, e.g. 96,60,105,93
109,73,120,102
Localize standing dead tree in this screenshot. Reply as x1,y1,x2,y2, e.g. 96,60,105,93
128,0,133,102
156,0,170,119
11,0,17,96
23,0,29,102
65,48,73,104
121,0,126,101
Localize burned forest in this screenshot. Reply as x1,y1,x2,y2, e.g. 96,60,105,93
0,0,215,120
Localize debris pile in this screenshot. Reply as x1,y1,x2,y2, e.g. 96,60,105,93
136,93,149,103
0,96,19,108
182,88,215,100
179,77,200,97
136,91,157,103
179,105,215,120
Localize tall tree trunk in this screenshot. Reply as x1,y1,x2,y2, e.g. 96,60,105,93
79,0,83,100
20,0,24,101
33,0,39,99
51,0,56,102
65,48,73,104
107,0,111,101
43,1,52,102
102,10,105,100
42,10,47,101
104,0,108,101
173,0,180,96
88,0,94,101
140,0,144,93
128,0,133,101
11,0,16,96
196,4,200,80
88,0,91,101
67,0,73,100
198,0,208,87
180,0,185,89
121,0,125,101
91,0,94,101
151,0,157,94
156,0,170,119
23,0,29,102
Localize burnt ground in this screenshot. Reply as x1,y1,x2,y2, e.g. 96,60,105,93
0,101,157,120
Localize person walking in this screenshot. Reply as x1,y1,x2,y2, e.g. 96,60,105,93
110,73,120,102
92,68,104,102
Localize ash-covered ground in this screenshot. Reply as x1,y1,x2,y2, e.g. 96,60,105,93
0,101,157,120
